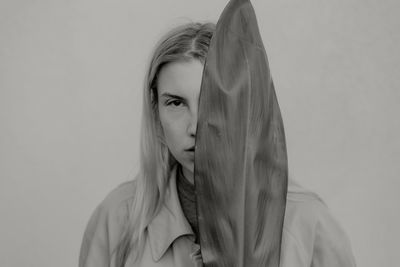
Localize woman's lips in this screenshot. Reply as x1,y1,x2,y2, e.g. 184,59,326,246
185,147,195,161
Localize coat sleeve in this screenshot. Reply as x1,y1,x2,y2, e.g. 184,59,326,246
79,203,111,267
311,203,356,267
79,183,133,267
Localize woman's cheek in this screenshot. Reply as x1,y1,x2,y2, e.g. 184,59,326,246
165,107,188,126
160,111,181,137
160,106,189,144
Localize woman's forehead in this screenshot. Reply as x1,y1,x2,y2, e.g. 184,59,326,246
157,59,204,98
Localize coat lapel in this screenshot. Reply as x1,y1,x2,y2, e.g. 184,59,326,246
147,166,195,262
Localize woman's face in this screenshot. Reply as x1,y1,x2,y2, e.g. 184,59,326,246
157,59,203,183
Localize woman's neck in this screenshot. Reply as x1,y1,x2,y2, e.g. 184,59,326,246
180,164,194,184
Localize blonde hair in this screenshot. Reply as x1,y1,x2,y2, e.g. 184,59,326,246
115,22,215,266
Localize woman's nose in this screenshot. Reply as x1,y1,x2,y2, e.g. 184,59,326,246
187,109,198,137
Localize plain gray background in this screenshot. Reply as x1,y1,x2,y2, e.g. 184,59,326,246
0,0,399,266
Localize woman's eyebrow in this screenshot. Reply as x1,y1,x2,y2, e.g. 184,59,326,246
160,93,185,100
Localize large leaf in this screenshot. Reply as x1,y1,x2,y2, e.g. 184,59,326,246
194,0,288,266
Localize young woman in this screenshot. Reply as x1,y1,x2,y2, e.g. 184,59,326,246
79,22,356,267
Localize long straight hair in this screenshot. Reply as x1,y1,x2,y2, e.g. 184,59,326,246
115,22,215,266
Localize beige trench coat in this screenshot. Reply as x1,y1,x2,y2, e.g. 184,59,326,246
79,166,356,267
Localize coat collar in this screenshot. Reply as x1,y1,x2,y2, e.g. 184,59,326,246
147,165,195,262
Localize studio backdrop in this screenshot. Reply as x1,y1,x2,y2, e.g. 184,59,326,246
0,0,399,267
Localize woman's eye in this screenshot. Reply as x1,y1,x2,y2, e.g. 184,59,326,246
166,99,183,107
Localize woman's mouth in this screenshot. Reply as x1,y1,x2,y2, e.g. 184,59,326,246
185,146,195,152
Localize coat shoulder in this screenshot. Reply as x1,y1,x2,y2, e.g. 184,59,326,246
281,180,356,267
79,178,138,267
100,179,137,213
